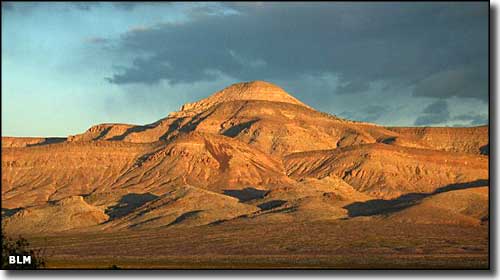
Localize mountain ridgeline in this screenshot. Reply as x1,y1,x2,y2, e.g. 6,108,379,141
2,81,489,234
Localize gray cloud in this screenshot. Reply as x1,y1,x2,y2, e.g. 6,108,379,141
414,100,450,126
104,3,488,102
340,105,388,122
412,64,488,101
336,80,371,95
452,113,488,126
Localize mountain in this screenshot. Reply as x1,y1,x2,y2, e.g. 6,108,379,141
2,80,489,236
284,143,488,199
62,81,488,156
174,80,313,114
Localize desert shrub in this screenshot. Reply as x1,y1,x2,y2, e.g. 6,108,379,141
2,233,45,269
109,264,121,269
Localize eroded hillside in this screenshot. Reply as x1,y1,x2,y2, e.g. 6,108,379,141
1,81,489,235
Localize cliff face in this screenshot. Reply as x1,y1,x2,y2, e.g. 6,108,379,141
1,81,489,234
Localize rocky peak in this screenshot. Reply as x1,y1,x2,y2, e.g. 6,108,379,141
178,80,311,114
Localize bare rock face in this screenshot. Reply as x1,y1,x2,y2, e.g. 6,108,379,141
1,80,489,234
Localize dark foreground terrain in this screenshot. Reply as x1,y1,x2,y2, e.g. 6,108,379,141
24,219,488,269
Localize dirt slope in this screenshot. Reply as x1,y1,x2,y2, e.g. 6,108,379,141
103,185,259,230
385,186,488,226
3,196,108,234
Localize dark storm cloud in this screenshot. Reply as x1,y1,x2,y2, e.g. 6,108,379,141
414,100,450,125
412,64,488,101
336,80,371,95
105,2,488,101
453,113,488,126
340,105,388,122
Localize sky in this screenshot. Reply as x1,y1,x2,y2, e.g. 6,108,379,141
2,2,489,137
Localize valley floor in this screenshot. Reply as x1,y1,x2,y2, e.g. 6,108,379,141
24,219,489,269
